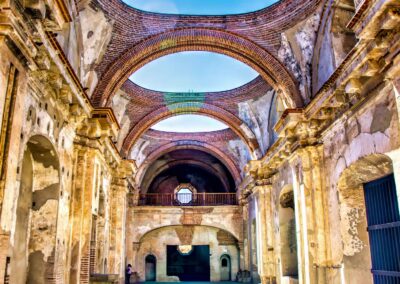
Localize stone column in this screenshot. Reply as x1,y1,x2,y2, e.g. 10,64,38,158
241,201,251,271
109,177,128,281
264,185,277,282
237,241,245,271
256,184,276,284
289,145,330,284
69,145,98,284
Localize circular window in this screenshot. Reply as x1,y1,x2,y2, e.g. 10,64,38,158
176,188,193,204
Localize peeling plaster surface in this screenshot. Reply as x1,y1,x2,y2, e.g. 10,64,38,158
79,6,114,95
278,12,320,103
136,225,239,282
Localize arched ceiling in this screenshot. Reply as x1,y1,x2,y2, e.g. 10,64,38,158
73,0,321,188
84,0,320,107
113,77,273,158
133,129,244,187
93,27,301,108
141,149,236,194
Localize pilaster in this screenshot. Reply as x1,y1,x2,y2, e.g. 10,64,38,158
254,183,277,284
288,144,330,284
109,172,129,281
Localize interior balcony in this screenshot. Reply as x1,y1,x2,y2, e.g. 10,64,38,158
132,192,239,207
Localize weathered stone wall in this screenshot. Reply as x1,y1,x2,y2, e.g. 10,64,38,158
278,9,321,103
136,225,239,282
322,83,400,284
126,205,243,276
312,0,358,93
0,1,133,282
238,90,276,155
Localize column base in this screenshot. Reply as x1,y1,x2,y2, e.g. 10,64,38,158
261,275,277,284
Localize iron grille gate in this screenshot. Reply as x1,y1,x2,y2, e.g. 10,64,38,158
364,174,400,283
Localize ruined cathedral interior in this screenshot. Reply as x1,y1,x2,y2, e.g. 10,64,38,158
0,0,400,283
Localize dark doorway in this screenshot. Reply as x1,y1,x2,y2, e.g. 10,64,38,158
167,245,210,281
220,255,231,281
145,255,156,281
364,174,400,283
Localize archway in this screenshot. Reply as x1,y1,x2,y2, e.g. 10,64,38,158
10,135,60,284
220,254,232,281
93,28,302,109
278,186,299,280
337,154,398,284
134,142,242,187
136,225,239,282
122,105,261,159
145,255,157,281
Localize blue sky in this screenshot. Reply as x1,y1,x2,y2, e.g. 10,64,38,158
151,115,228,132
123,0,279,15
130,51,258,93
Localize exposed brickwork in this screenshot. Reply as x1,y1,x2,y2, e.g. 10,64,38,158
93,27,303,108
121,78,271,155
135,129,243,185
87,0,321,108
122,102,259,156
122,76,270,121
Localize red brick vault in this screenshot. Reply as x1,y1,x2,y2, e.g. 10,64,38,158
88,0,320,108
94,28,302,107
119,80,271,185
118,78,273,158
80,0,321,183
133,129,244,188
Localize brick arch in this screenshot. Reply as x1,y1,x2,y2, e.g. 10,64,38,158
123,103,261,159
93,28,302,108
144,159,232,194
135,141,242,188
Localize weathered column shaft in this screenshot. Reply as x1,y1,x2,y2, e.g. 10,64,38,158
69,146,98,284
110,180,128,280
289,145,330,284
256,185,277,284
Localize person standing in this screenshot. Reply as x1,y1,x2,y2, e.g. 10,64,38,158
125,264,132,284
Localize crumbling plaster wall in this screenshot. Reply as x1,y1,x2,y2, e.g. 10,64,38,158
128,206,242,242
136,226,239,282
0,41,120,282
112,89,132,150
312,0,358,93
323,84,400,282
246,195,260,281
56,0,114,86
278,10,321,104
238,90,276,155
0,54,76,282
228,139,252,177
271,163,295,279
126,206,243,269
76,2,114,96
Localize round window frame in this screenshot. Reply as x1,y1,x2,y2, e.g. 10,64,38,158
174,183,197,204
